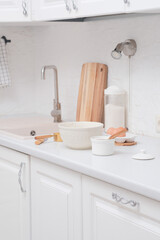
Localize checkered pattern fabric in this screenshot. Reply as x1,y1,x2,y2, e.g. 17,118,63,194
0,37,11,87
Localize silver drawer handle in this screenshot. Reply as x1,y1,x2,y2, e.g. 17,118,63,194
112,193,138,207
72,0,78,11
64,0,71,12
18,163,26,193
22,1,28,16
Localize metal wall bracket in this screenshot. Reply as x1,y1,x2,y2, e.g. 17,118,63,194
1,36,11,45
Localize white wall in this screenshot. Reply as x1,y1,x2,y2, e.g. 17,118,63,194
0,14,160,137
33,20,129,122
33,14,160,136
0,27,35,116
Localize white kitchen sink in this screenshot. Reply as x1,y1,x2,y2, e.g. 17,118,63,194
0,114,59,139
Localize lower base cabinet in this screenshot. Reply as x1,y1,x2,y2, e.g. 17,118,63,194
31,156,82,240
0,146,30,240
82,175,160,240
0,146,160,240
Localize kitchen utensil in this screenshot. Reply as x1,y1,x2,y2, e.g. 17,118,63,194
91,136,115,156
59,121,103,150
115,141,137,146
35,139,47,145
76,63,108,123
54,132,63,142
35,132,63,142
115,133,136,143
35,134,53,140
132,149,155,160
109,128,128,139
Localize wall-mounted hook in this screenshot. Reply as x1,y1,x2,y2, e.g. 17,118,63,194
1,36,11,45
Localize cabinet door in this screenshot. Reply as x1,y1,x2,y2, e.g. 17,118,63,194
0,0,31,22
83,175,160,240
31,157,82,240
0,146,30,240
125,0,160,13
76,0,124,18
33,0,74,21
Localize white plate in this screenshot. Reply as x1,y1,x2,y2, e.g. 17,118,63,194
115,133,136,143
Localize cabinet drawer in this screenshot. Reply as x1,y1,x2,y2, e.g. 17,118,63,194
82,175,160,224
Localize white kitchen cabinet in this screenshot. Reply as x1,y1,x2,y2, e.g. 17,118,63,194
0,0,31,22
32,0,74,21
82,175,160,240
0,0,160,22
0,146,30,240
125,0,160,13
33,0,124,21
31,156,82,240
76,0,124,18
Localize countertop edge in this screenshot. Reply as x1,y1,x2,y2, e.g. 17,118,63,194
0,136,160,202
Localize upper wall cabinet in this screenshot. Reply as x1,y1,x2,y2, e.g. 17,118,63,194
0,0,160,22
0,0,31,22
32,0,75,21
124,0,160,12
33,0,124,21
76,0,124,18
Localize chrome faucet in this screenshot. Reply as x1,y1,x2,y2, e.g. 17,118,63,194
41,65,61,122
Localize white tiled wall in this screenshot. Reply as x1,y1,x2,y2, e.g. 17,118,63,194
0,27,35,115
1,14,160,137
33,14,160,136
33,21,130,123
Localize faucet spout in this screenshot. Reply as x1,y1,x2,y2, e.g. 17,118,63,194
41,65,61,122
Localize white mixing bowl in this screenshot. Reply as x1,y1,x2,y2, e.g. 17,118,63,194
59,121,103,150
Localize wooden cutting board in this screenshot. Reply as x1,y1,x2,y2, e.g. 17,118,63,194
76,62,108,123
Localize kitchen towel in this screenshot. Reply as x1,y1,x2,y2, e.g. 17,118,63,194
0,37,11,87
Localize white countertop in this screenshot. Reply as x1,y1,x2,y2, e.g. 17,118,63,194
0,133,160,202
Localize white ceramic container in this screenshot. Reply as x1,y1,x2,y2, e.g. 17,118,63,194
91,136,115,156
59,121,103,150
104,86,126,131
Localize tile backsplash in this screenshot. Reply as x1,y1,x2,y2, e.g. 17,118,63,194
0,27,35,115
0,14,160,136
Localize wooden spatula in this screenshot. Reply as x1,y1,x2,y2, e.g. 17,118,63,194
109,128,128,139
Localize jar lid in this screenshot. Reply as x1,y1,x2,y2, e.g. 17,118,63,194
132,149,155,160
104,86,125,95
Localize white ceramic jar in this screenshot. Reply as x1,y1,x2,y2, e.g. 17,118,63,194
104,86,126,131
91,136,115,156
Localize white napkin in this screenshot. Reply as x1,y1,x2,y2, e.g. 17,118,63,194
0,37,11,87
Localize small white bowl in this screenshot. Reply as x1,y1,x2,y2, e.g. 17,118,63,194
115,133,136,143
59,121,103,150
91,136,115,156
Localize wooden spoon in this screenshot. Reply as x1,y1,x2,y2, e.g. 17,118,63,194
35,139,47,145
34,133,63,145
109,128,128,140
35,133,62,142
35,135,53,140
